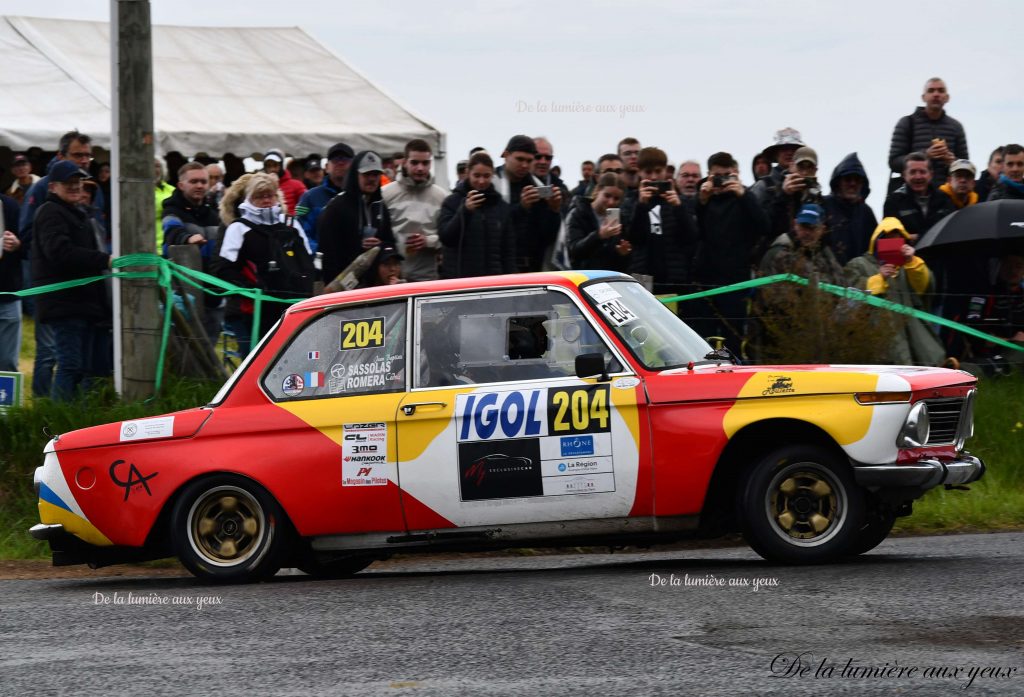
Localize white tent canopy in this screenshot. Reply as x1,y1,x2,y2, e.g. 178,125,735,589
0,16,446,181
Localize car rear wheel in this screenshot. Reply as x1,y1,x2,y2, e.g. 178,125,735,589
171,475,289,583
740,445,864,563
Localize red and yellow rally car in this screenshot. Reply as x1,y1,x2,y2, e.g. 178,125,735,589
31,271,984,582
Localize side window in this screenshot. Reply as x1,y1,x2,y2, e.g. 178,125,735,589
415,289,620,388
263,301,407,400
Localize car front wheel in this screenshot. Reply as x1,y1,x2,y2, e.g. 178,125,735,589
740,445,864,563
171,475,289,583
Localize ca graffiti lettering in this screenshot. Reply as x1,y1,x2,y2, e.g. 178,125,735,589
109,459,158,501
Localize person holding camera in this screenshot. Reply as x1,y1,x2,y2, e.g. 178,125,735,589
627,147,697,297
689,151,770,356
491,135,562,273
438,152,516,279
566,172,632,271
768,146,825,248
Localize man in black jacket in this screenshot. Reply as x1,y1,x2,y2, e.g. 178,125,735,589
987,144,1024,201
821,153,877,265
883,152,956,239
888,77,968,188
32,161,112,400
317,151,395,285
690,152,770,357
492,135,562,272
0,193,23,372
162,161,224,342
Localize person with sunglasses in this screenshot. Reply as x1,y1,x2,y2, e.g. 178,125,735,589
31,161,113,401
530,137,570,216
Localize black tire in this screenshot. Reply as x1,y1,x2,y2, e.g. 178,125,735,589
847,509,897,556
171,474,290,583
297,554,376,579
740,444,865,564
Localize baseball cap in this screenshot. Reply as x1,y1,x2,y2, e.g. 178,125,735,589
12,153,29,165
306,158,323,171
793,146,818,166
795,203,825,225
327,142,355,161
949,159,977,176
377,246,405,264
50,160,92,183
504,134,537,156
264,149,284,163
358,151,384,174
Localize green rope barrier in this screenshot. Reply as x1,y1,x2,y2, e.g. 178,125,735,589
659,273,1024,354
2,255,1020,395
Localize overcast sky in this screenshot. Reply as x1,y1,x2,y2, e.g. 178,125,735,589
3,0,1021,211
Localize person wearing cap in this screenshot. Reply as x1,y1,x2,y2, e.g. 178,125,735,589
0,189,23,372
882,152,956,240
987,143,1024,202
381,139,448,282
843,217,946,366
32,160,114,400
821,153,878,266
768,146,825,249
262,149,306,216
6,154,39,206
295,142,354,251
19,130,98,398
303,158,324,190
750,127,806,209
760,203,843,284
939,160,979,209
888,78,969,191
492,134,561,272
359,245,405,287
317,150,395,285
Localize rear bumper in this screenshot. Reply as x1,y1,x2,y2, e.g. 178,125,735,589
853,453,985,490
28,523,157,568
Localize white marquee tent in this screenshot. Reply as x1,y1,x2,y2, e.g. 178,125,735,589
0,15,447,182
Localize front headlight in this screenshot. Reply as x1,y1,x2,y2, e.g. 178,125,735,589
897,402,930,448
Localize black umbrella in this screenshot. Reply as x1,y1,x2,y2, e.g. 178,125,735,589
916,199,1024,250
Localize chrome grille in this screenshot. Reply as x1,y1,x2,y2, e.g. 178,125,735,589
926,399,963,445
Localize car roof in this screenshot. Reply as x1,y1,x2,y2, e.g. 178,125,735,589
287,270,633,314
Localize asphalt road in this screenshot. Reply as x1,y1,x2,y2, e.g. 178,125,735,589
2,533,1023,696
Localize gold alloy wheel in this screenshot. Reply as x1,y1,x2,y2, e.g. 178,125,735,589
187,486,267,566
765,462,847,547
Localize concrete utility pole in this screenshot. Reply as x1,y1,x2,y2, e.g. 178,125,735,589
111,0,159,399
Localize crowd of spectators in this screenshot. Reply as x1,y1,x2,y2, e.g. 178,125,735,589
1,76,1022,399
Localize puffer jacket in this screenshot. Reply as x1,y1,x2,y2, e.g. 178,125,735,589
566,195,629,273
986,175,1024,201
492,165,561,272
277,168,307,216
887,107,969,184
438,180,516,279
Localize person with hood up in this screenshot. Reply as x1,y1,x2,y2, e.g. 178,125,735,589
262,149,307,216
381,139,448,281
822,152,878,265
212,172,312,354
438,151,516,279
316,150,395,286
843,217,946,366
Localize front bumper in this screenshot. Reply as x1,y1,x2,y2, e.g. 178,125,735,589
853,453,986,490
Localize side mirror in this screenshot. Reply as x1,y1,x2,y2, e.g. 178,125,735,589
575,353,609,381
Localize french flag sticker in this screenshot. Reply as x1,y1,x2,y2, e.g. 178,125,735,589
308,351,320,360
305,371,324,387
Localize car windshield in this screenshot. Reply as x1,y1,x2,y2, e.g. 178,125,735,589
581,280,713,370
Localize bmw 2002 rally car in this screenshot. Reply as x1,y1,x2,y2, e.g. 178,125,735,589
31,271,984,582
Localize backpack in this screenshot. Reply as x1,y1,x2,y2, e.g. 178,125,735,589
236,217,314,299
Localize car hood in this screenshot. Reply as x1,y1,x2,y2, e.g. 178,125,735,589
644,364,975,404
52,408,214,452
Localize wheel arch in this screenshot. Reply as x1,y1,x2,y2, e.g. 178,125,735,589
699,418,849,534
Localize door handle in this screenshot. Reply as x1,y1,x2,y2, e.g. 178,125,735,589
402,401,447,416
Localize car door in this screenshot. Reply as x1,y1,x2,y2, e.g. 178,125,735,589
262,300,409,536
395,286,652,534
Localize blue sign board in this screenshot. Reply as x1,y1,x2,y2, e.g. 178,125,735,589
0,372,23,411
